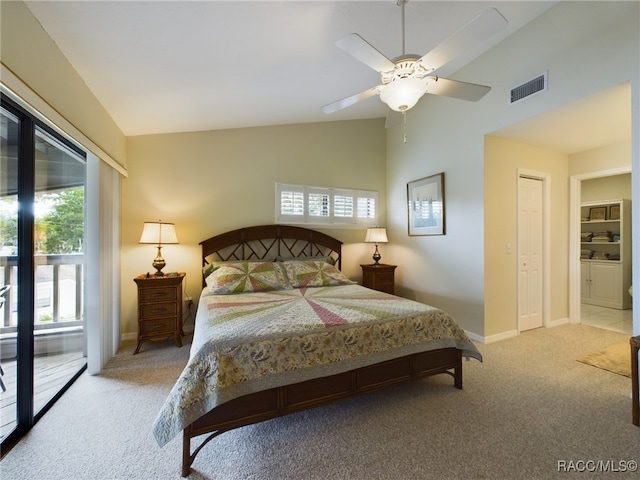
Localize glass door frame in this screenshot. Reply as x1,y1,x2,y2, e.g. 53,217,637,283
1,93,87,456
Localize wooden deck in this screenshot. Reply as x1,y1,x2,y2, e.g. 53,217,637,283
0,351,86,441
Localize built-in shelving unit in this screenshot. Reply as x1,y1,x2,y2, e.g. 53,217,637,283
580,199,631,309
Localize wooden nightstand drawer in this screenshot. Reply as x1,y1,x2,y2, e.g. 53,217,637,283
140,287,177,303
140,317,176,336
140,302,176,319
361,264,397,295
371,272,394,283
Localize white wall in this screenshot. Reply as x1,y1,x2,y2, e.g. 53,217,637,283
386,1,639,338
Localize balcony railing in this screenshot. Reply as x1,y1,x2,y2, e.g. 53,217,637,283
0,254,84,352
0,254,86,440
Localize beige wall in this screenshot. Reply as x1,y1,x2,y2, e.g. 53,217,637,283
484,137,570,337
581,173,631,203
483,139,630,339
0,1,126,169
569,141,631,177
121,119,387,338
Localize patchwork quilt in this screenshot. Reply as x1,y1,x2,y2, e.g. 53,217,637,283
152,283,482,446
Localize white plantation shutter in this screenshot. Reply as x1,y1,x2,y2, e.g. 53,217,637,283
333,192,354,218
308,188,330,219
357,195,376,219
281,190,304,215
276,183,377,227
277,184,305,222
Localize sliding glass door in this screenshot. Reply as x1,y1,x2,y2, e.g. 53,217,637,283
0,106,19,445
1,96,87,452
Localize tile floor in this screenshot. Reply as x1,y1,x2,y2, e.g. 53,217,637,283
581,303,633,335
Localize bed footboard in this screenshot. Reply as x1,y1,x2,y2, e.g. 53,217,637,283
181,347,462,476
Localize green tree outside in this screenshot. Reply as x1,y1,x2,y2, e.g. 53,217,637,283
40,188,84,254
0,187,84,255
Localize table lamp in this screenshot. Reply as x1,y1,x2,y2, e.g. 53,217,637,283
365,227,388,265
139,220,179,276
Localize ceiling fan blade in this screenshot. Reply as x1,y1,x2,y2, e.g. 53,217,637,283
426,77,491,102
385,110,403,129
417,8,507,73
321,86,382,114
335,33,396,73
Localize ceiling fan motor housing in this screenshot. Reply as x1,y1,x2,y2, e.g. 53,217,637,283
381,55,431,83
379,55,433,111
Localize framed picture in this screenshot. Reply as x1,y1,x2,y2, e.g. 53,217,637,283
589,206,607,221
609,205,620,220
407,173,445,236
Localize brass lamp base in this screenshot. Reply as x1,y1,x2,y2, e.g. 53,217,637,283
372,244,381,265
152,246,166,276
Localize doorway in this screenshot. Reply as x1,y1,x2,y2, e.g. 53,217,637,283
569,168,632,332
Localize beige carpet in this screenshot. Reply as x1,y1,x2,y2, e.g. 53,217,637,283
2,324,638,480
577,341,632,377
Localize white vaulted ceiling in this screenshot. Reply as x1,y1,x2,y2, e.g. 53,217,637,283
24,1,557,136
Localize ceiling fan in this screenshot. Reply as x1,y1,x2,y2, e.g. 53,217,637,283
322,1,508,127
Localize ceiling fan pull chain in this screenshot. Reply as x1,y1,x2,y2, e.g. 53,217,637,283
402,108,407,143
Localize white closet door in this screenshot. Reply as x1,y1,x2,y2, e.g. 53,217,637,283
518,176,544,331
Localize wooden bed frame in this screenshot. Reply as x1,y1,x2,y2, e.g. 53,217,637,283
181,224,464,476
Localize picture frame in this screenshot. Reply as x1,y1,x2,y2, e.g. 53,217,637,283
407,173,445,236
589,206,607,221
609,205,620,220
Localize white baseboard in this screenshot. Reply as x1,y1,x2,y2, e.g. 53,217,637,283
479,329,519,344
464,329,518,344
468,318,572,345
547,317,569,328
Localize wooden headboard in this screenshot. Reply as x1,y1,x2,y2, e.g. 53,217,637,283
200,225,343,285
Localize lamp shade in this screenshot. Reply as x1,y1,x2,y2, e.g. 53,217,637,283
139,221,179,245
379,77,428,112
365,227,388,244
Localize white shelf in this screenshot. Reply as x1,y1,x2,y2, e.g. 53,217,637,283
580,259,621,264
581,219,620,224
579,199,630,309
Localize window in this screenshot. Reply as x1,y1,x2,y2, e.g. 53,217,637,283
308,190,329,218
280,188,304,216
276,183,378,227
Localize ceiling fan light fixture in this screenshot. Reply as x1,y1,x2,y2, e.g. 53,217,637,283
379,77,428,112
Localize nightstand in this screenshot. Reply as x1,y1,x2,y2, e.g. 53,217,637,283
360,264,397,294
133,272,185,354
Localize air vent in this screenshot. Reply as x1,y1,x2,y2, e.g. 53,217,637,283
510,72,547,104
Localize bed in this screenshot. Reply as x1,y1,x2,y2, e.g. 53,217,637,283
152,225,482,476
